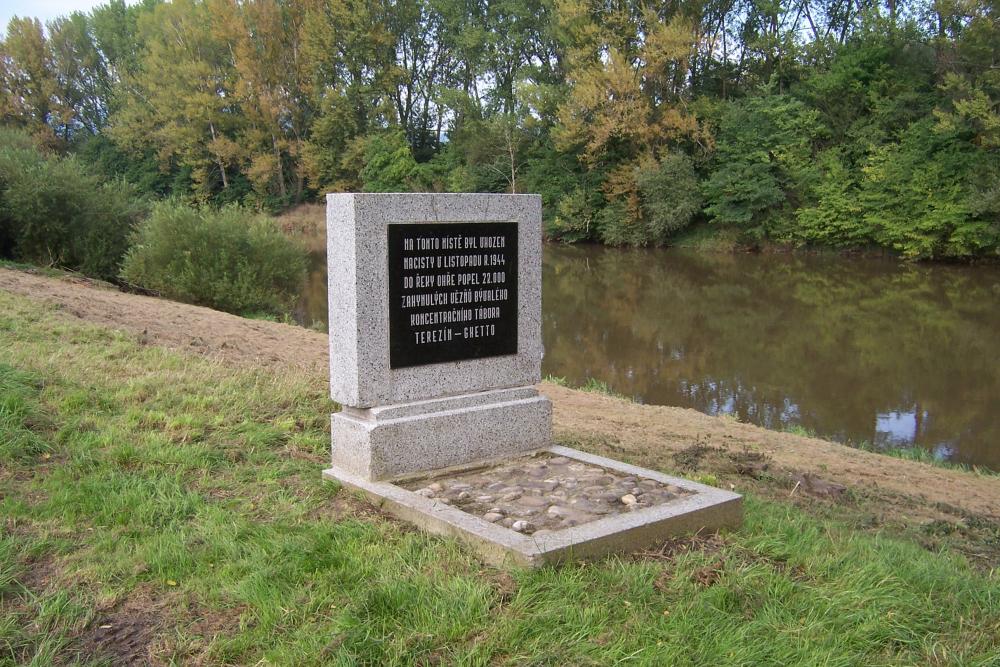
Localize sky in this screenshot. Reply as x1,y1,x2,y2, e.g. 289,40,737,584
1,0,113,32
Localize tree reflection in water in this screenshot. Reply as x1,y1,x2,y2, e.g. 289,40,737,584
542,245,1000,470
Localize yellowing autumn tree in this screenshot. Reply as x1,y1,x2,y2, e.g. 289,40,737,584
211,0,314,203
110,0,241,200
552,0,709,243
0,18,64,144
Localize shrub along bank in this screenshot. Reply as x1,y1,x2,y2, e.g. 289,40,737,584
121,202,306,316
0,130,306,317
0,128,142,281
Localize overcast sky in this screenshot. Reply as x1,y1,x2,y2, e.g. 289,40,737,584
2,0,112,33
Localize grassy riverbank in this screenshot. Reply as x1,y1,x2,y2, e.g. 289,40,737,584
2,289,999,664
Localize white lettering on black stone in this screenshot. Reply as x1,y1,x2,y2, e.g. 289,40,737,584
414,328,453,344
389,222,517,367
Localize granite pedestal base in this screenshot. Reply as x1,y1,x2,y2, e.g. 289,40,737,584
323,445,743,567
330,386,552,481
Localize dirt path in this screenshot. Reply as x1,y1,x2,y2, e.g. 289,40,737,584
3,267,997,521
0,268,327,377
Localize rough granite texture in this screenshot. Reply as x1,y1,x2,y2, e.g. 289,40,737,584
326,193,550,480
331,388,552,480
326,193,544,408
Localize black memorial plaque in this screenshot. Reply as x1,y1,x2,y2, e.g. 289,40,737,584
388,222,518,369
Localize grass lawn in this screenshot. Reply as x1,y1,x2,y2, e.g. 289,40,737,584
1,290,998,666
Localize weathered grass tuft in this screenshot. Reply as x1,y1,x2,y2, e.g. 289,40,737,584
0,365,52,461
543,374,630,400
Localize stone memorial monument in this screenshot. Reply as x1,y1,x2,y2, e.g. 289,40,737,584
323,193,741,566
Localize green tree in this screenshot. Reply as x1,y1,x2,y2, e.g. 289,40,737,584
0,17,62,142
47,11,110,135
860,119,998,259
702,92,825,239
357,129,422,192
634,152,702,243
552,2,709,244
213,0,314,206
300,0,396,191
795,149,868,247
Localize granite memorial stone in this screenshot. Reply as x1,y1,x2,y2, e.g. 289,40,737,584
323,192,742,567
325,193,551,480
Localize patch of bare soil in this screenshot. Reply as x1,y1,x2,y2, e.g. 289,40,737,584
73,587,247,667
638,532,727,566
3,266,998,525
153,599,249,667
0,268,325,377
78,594,164,667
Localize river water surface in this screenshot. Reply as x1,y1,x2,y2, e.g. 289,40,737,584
297,245,1000,470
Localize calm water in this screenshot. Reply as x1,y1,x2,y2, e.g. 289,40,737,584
297,245,1000,470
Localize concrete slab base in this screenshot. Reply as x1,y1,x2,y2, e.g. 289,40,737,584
323,445,742,567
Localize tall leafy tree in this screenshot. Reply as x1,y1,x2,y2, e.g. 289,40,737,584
300,0,397,191
47,12,111,135
552,0,709,243
213,0,314,204
110,0,243,199
0,18,62,141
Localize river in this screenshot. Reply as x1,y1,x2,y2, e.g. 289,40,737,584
296,245,1000,470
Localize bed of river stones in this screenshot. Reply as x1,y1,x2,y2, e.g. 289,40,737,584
402,453,693,536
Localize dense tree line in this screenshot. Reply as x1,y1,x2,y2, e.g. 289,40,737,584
1,0,997,258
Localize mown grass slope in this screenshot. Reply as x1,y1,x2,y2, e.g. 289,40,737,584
1,291,998,665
